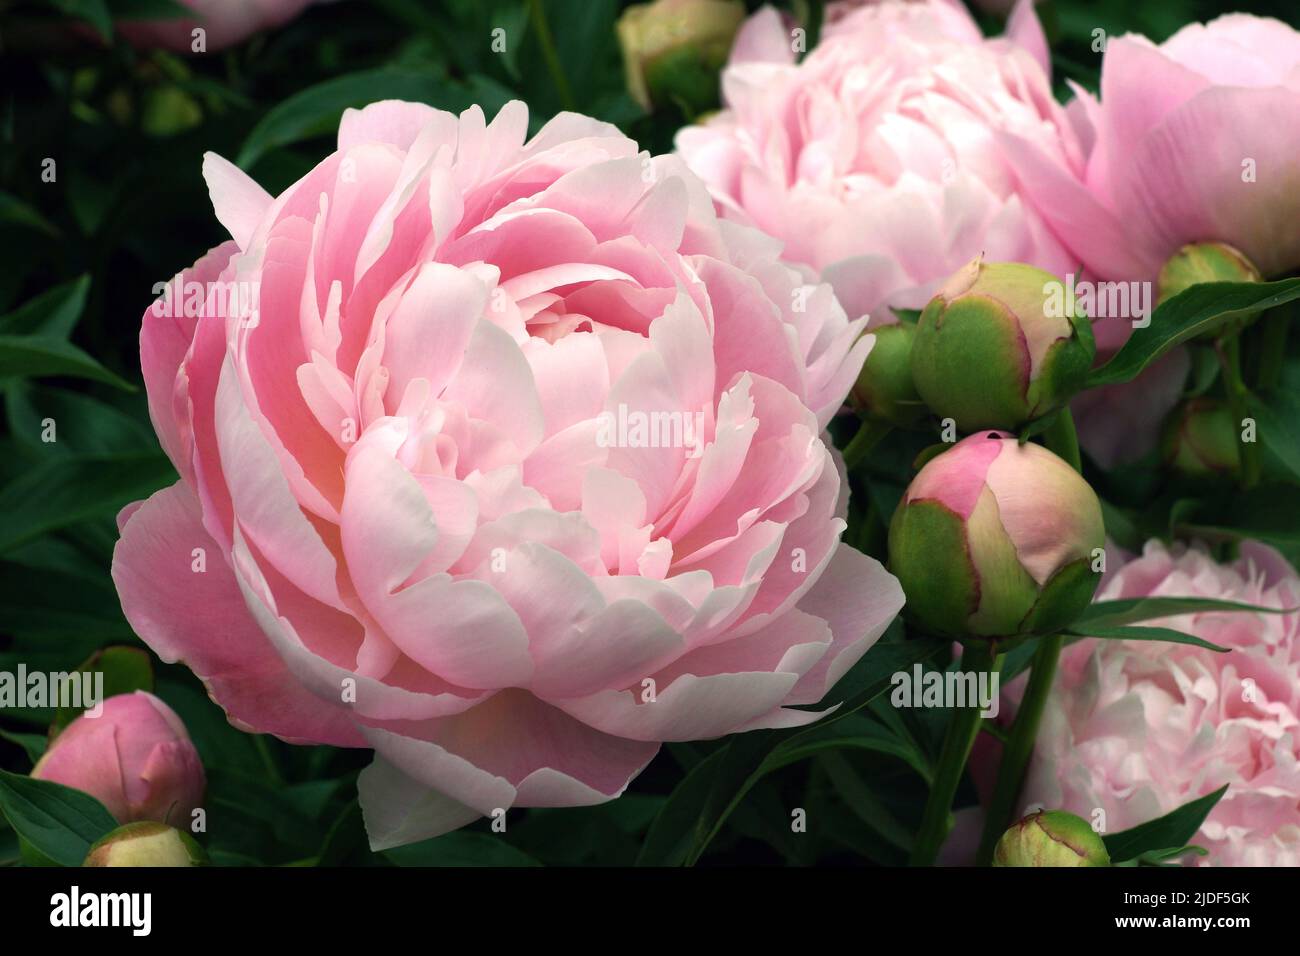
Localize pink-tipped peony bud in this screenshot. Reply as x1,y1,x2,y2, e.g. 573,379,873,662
911,258,1095,432
84,821,208,868
850,322,927,427
1161,398,1241,477
617,0,745,112
888,431,1104,641
993,810,1110,867
32,691,205,827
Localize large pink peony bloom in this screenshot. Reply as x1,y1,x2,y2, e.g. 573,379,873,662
675,0,1076,324
118,0,318,53
112,99,901,849
33,692,205,827
1019,540,1300,866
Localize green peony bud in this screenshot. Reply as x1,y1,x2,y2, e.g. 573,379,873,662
993,810,1110,867
1161,398,1241,477
888,431,1104,643
911,257,1095,432
849,322,927,427
83,821,208,868
1157,242,1262,340
1158,242,1261,303
617,0,745,114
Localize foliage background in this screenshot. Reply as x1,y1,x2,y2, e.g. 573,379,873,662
0,0,1297,867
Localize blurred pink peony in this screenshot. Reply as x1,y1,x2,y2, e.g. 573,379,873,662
33,692,205,827
675,0,1076,325
118,0,317,53
1000,15,1300,467
112,99,902,849
1018,540,1300,866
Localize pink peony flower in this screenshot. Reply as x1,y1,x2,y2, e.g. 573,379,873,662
118,0,318,53
1001,14,1300,285
1018,540,1300,866
32,692,206,827
112,99,902,849
999,15,1300,468
675,0,1075,324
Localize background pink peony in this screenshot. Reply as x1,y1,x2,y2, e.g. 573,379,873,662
32,691,206,827
675,0,1075,325
112,99,902,850
1000,14,1300,467
118,0,319,52
1017,540,1300,866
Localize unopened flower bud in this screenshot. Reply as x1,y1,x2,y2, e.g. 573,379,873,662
993,810,1110,867
1161,398,1240,477
84,821,208,868
911,258,1095,431
32,691,205,826
850,322,926,427
888,431,1104,641
1157,242,1262,340
617,0,745,113
1158,242,1261,303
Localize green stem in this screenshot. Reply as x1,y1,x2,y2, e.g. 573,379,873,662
527,0,575,112
975,633,1061,865
1256,312,1288,391
841,418,892,471
909,646,997,866
1218,334,1261,489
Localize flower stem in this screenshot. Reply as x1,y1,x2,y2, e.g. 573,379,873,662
909,645,997,866
1218,334,1261,489
974,633,1061,865
842,418,892,471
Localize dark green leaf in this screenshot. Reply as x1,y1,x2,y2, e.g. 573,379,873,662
1064,623,1229,653
1103,785,1228,863
0,729,48,766
53,646,155,732
0,455,175,555
1249,389,1300,483
0,276,90,339
1087,279,1300,388
0,769,118,867
48,0,113,40
1078,596,1290,630
0,336,133,390
0,192,59,238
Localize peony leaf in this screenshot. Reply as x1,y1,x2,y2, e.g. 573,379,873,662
0,769,118,867
1063,623,1229,653
0,336,133,390
1103,785,1228,864
1077,596,1290,630
1087,278,1300,388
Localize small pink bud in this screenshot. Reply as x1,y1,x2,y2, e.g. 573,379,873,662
32,691,205,827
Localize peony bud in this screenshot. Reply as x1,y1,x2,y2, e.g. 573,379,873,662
1157,242,1262,340
617,0,745,112
850,322,927,427
888,431,1104,641
32,691,205,827
992,810,1110,867
1158,242,1261,304
84,821,208,868
1161,398,1240,477
911,258,1095,432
